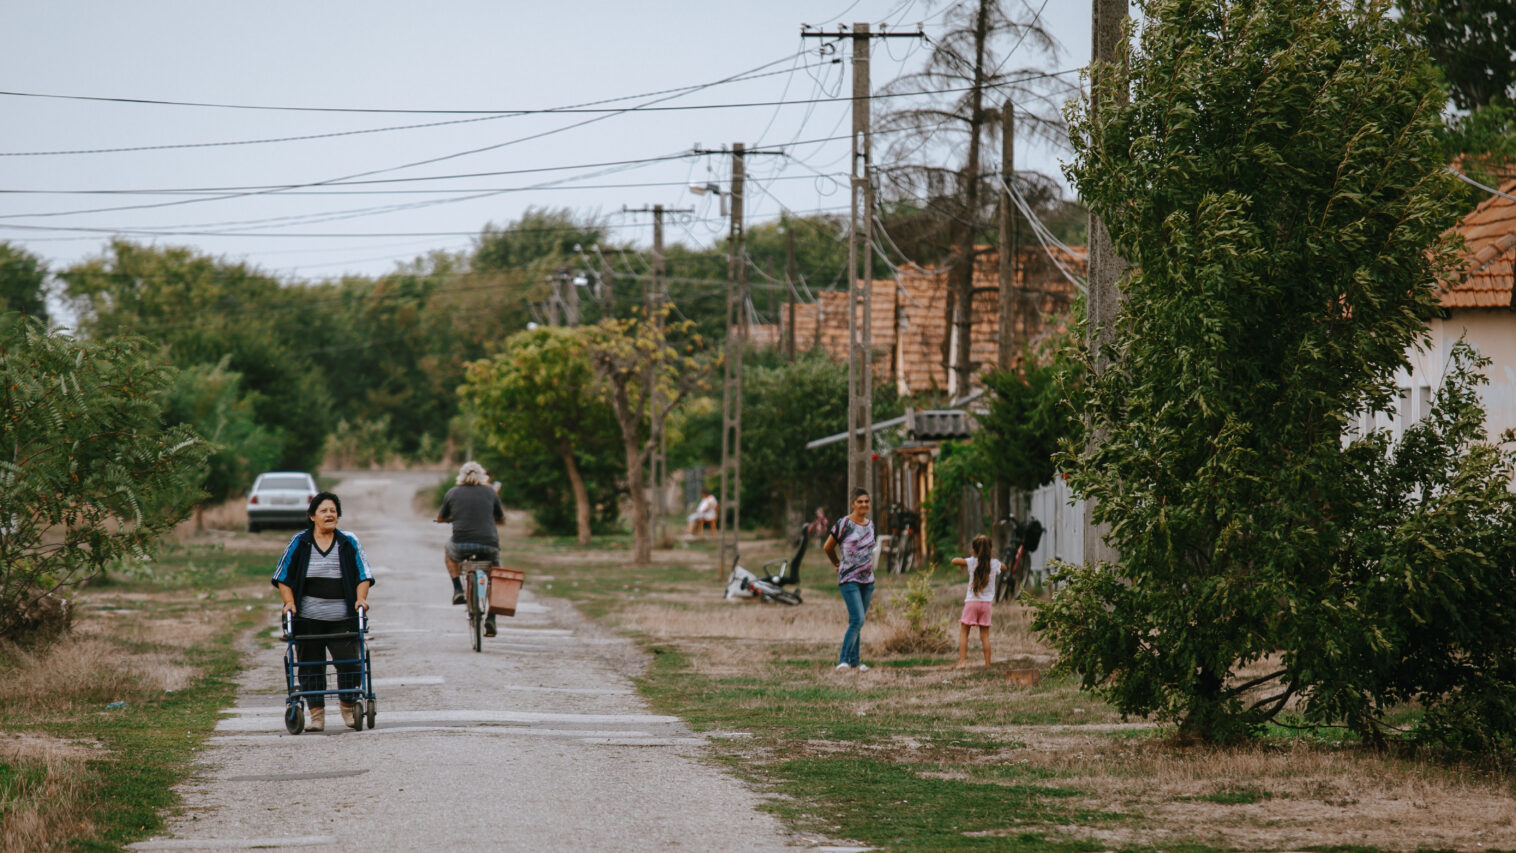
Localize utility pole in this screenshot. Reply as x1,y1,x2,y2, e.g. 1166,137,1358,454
545,271,562,326
693,144,782,573
597,250,613,318
624,203,692,550
564,267,580,327
804,22,921,501
719,143,747,574
997,97,1018,372
993,97,1018,554
849,22,874,502
1084,0,1129,567
785,222,798,362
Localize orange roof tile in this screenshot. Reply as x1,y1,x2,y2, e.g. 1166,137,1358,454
746,245,1085,395
1441,178,1516,310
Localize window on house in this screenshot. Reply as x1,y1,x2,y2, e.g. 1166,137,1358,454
1397,387,1412,433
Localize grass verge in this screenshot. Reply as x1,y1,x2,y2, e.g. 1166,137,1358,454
0,539,279,852
505,530,1516,852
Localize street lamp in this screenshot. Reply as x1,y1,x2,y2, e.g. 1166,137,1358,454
688,182,727,217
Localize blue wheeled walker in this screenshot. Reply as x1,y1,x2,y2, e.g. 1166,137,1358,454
281,605,377,734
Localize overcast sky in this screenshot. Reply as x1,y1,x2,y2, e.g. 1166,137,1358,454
0,1,1091,284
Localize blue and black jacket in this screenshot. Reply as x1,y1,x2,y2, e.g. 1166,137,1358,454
270,529,376,617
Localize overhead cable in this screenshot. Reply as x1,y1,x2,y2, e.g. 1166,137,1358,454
0,63,831,158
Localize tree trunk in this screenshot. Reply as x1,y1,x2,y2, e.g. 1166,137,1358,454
624,432,651,565
559,442,592,546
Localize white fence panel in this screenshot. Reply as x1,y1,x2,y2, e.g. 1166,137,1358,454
1027,476,1083,582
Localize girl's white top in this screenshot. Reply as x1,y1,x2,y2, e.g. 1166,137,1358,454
963,557,1003,602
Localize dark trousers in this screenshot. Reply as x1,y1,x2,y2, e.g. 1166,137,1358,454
293,615,361,709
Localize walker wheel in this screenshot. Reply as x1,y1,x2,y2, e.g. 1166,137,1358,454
352,700,365,731
284,701,305,735
366,698,377,730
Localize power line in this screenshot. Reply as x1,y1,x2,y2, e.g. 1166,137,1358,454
0,52,822,223
0,68,1077,128
1450,167,1516,202
0,62,832,158
0,120,950,200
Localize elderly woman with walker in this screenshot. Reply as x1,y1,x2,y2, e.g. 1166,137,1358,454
271,491,375,731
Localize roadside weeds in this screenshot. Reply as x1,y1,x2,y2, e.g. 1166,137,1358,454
512,531,1516,853
0,539,280,852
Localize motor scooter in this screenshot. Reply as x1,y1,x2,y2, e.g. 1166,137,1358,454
723,524,808,605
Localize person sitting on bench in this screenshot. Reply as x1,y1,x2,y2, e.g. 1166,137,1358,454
687,491,718,535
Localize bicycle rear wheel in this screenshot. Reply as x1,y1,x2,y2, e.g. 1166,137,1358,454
466,571,482,652
1006,563,1031,601
994,551,1019,603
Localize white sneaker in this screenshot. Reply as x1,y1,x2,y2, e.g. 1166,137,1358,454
857,664,871,672
835,663,852,671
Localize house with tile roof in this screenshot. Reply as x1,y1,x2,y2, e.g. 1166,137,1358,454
1388,178,1516,444
750,245,1085,398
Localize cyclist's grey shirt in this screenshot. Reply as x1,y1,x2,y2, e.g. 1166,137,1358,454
299,541,348,620
440,484,505,547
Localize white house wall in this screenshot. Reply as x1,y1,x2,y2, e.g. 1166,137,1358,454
1398,312,1516,444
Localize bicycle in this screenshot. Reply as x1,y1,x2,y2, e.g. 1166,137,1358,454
458,555,495,653
882,504,919,574
993,514,1044,603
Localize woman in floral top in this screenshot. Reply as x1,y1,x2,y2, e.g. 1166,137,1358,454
823,488,875,671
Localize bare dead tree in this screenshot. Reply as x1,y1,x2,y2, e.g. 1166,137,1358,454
876,0,1073,394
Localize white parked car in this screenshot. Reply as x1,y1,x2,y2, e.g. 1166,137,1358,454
245,471,318,533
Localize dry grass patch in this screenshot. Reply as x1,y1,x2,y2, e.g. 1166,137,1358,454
526,535,1516,851
0,537,277,851
0,746,93,853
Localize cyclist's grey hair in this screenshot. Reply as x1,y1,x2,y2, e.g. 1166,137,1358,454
456,461,489,486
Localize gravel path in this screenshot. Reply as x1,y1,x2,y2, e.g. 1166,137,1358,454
130,471,841,852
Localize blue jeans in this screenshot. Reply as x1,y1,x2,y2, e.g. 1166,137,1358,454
838,581,874,667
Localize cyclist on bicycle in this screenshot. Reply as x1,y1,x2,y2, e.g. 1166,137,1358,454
436,461,505,635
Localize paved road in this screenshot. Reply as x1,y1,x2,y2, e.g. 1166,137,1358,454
131,471,837,852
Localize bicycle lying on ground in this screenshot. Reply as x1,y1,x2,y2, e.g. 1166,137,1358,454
994,513,1044,603
724,524,808,605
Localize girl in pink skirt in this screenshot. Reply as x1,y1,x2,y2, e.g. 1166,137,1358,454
952,535,1002,669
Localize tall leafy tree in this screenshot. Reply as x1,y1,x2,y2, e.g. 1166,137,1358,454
585,309,711,564
1035,0,1497,745
978,335,1083,494
161,357,281,528
736,350,901,529
0,315,208,642
0,242,48,322
61,241,332,471
1399,0,1516,111
460,326,620,544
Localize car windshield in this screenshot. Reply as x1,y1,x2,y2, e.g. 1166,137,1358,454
259,476,310,491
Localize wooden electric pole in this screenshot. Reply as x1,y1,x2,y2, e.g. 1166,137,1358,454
994,96,1018,553
997,97,1018,372
848,23,874,501
625,203,692,549
596,249,615,319
719,143,747,574
785,223,798,363
805,22,922,501
1084,0,1129,567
